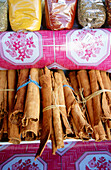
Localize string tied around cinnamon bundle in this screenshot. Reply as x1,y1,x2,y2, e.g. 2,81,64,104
63,84,111,105
79,88,111,104
17,75,42,91
43,91,72,133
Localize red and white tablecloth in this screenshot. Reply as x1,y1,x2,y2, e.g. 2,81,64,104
0,29,111,71
0,140,111,170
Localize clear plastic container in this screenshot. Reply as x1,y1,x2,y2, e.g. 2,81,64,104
45,0,77,30
0,0,7,31
105,0,111,26
9,0,42,31
78,0,106,28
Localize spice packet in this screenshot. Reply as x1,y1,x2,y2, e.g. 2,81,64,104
0,0,7,31
45,0,77,30
78,0,106,28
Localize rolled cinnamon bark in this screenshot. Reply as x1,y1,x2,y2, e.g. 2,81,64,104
77,70,94,127
22,68,40,141
58,70,75,114
71,103,93,139
69,71,86,116
8,70,21,144
105,122,111,140
89,70,102,125
96,70,111,119
89,70,106,140
35,67,52,159
54,72,72,135
69,71,79,94
93,121,106,141
100,71,111,128
52,77,64,149
0,70,7,119
9,69,29,125
58,70,92,139
0,70,8,140
50,120,57,155
70,116,79,138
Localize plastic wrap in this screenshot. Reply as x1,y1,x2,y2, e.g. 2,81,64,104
45,0,77,30
9,0,42,31
0,0,7,31
78,0,106,28
105,0,111,26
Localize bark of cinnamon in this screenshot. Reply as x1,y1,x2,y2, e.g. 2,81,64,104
9,69,29,125
22,68,40,141
77,70,94,127
52,75,64,149
8,70,21,144
35,67,52,159
0,70,8,140
89,70,106,141
54,72,72,135
58,70,92,139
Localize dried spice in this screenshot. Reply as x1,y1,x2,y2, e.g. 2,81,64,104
0,0,7,31
45,0,77,30
9,0,42,31
78,0,106,28
105,0,111,26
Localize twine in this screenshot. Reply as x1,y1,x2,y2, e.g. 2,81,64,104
0,89,14,91
43,105,66,112
17,75,42,91
43,84,72,133
79,89,111,104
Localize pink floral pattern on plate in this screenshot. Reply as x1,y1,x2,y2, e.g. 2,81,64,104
5,32,36,62
8,159,40,170
86,156,111,170
74,30,103,61
66,29,110,66
0,154,47,170
75,151,111,170
1,32,42,65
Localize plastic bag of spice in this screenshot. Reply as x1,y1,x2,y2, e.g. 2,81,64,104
78,0,106,28
105,0,111,26
45,0,77,30
9,0,42,31
0,0,8,31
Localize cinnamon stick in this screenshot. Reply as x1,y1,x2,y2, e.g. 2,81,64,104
52,76,64,149
69,71,85,115
89,70,102,125
22,68,40,141
69,71,79,94
8,70,21,144
101,71,111,129
0,70,8,140
58,70,92,139
9,69,29,125
89,70,106,140
54,72,72,135
35,67,52,159
77,70,94,127
93,121,106,141
96,70,111,119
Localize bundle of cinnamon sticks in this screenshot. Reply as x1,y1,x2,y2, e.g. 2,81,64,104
0,68,110,159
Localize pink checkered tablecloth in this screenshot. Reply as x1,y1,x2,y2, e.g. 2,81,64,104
0,29,111,71
0,140,111,170
0,29,111,169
